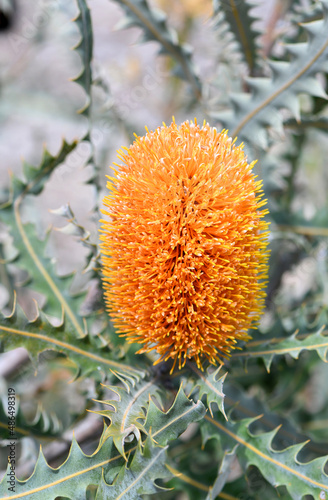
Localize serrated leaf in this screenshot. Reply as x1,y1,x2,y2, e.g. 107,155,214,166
205,446,238,500
96,437,170,500
213,1,328,153
0,396,62,439
93,375,160,458
144,383,206,446
189,365,227,419
231,326,328,371
206,415,328,500
0,430,124,500
113,0,201,98
213,0,261,74
3,221,87,336
72,0,93,117
0,300,144,381
0,140,92,338
202,379,328,461
286,115,328,132
51,203,101,284
8,139,78,200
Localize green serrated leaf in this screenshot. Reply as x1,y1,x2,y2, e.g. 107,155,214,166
0,300,144,381
205,446,238,500
213,0,328,153
0,431,124,500
72,0,93,117
203,379,328,460
96,437,170,500
7,140,78,200
166,463,210,498
50,202,112,345
231,326,328,371
189,365,227,419
3,220,87,335
286,115,328,132
52,203,99,275
0,396,62,440
0,139,94,338
93,375,160,458
113,0,201,98
213,0,261,74
144,383,206,446
206,415,328,500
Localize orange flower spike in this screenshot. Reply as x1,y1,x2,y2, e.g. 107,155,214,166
100,119,269,371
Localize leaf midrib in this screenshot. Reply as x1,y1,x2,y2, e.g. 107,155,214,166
0,324,142,376
206,415,328,491
232,27,328,137
0,456,118,500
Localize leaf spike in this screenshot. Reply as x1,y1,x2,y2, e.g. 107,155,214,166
300,19,325,40
243,413,265,428
283,93,301,122
267,60,290,79
212,0,262,74
111,369,137,390
283,42,308,59
245,77,271,98
229,92,251,111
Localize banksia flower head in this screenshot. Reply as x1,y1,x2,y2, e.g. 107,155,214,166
100,119,269,370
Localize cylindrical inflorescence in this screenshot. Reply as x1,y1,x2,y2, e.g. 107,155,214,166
100,119,269,370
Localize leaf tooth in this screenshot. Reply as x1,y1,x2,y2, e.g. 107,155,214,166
35,444,54,473
283,42,308,59
115,15,136,31
263,354,274,373
281,92,301,121
229,92,251,113
295,76,328,99
210,110,234,130
257,106,282,129
282,439,310,463
248,125,269,151
22,162,39,182
245,77,271,98
56,222,84,237
267,60,290,80
50,204,74,218
300,18,325,40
